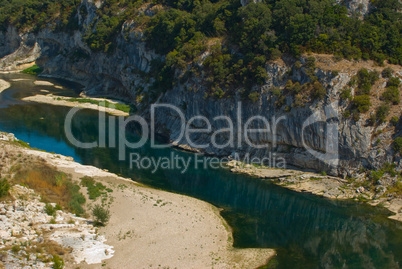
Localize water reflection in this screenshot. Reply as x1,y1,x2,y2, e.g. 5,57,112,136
0,74,401,268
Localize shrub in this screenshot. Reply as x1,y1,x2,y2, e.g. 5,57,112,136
382,67,394,78
387,181,402,196
353,95,371,113
343,110,351,118
52,255,64,269
270,48,282,60
352,110,361,122
383,163,398,177
292,82,302,94
248,92,260,103
305,57,316,70
81,176,107,200
390,116,399,126
67,184,85,216
312,81,326,100
92,204,110,226
369,170,384,183
293,93,304,107
44,203,57,216
382,86,400,104
285,80,302,95
271,87,281,98
294,61,302,69
387,77,401,88
362,53,370,61
375,104,390,124
340,88,352,101
394,137,402,155
11,245,20,253
0,179,10,198
356,69,379,95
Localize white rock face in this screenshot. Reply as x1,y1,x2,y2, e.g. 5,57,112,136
335,0,371,16
0,133,16,142
0,185,114,268
51,230,114,264
240,0,262,7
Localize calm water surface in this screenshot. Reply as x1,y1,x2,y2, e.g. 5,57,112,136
0,74,401,268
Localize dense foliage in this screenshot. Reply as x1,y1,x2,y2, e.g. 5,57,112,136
0,0,80,32
1,0,401,95
144,0,401,95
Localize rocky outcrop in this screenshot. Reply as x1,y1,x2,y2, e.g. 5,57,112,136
152,61,400,176
0,0,400,177
0,185,114,268
335,0,371,16
240,0,371,16
240,0,262,7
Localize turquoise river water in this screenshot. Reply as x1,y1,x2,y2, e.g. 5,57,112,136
0,73,401,268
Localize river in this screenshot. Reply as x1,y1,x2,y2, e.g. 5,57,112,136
0,73,401,268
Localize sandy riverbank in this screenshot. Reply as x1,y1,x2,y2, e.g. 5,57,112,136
1,137,274,268
22,94,129,117
227,160,402,222
33,80,55,86
0,79,11,93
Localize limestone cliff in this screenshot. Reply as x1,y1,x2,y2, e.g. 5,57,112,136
0,0,400,177
335,0,371,16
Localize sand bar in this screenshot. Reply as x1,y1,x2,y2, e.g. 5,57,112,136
0,79,11,93
22,94,129,116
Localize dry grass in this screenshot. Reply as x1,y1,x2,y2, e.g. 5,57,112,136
0,146,86,216
14,164,72,207
32,241,70,257
311,53,402,74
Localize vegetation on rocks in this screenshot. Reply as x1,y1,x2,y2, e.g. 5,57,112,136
13,163,86,216
1,0,401,96
44,202,62,216
0,0,79,32
394,137,402,155
52,255,65,269
382,77,401,105
0,178,10,198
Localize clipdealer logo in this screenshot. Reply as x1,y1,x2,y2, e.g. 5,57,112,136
64,101,339,173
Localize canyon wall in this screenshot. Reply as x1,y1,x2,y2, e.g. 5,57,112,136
0,0,400,176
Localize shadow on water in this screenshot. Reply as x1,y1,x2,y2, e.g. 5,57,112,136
0,74,401,268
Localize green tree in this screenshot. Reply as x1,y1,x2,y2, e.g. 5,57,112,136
353,95,371,113
375,104,390,123
382,86,400,104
